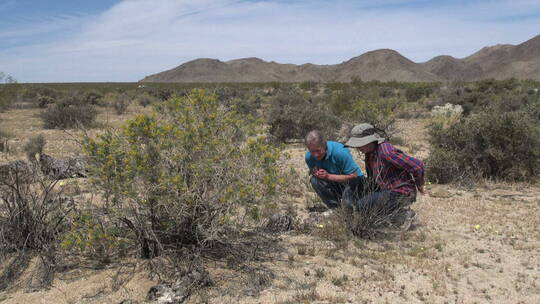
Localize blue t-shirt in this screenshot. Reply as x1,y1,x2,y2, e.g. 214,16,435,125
305,141,363,176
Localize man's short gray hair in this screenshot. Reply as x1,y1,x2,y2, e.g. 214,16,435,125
305,130,326,148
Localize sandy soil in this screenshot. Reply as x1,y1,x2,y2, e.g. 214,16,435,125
0,110,538,304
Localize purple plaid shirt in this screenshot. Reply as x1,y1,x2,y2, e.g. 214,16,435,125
365,142,424,196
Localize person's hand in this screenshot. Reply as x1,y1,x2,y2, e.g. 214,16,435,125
417,184,425,194
314,168,329,180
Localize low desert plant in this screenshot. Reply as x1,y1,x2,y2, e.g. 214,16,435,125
84,89,284,259
348,97,400,137
267,89,341,142
136,92,157,107
0,173,74,290
427,109,540,183
112,92,130,115
82,90,104,106
41,97,97,129
0,72,19,110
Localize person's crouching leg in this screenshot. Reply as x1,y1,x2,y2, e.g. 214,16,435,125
310,176,341,209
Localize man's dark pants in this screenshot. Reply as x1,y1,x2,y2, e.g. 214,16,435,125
309,175,365,209
310,176,414,215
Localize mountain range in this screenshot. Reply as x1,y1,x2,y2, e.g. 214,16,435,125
140,34,540,83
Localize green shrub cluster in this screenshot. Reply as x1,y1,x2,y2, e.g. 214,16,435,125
83,89,283,258
41,96,98,129
112,92,130,115
267,89,341,142
427,109,540,183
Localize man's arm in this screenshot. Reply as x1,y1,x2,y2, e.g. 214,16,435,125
314,169,357,182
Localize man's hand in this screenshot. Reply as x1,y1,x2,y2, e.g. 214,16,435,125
417,184,425,194
314,168,329,180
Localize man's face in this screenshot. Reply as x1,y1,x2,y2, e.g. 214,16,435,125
308,143,326,161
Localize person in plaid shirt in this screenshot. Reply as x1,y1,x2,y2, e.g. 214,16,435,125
344,123,425,229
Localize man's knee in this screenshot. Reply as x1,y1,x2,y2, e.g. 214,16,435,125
310,175,328,190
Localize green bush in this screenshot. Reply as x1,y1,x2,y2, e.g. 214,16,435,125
136,92,157,108
267,89,341,142
84,89,283,258
112,92,130,115
427,110,540,183
405,85,433,102
348,97,399,136
82,90,104,106
41,97,97,129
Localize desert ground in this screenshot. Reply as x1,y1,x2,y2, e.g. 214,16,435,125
0,103,538,304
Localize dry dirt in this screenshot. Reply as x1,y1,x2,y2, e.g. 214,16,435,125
0,109,538,304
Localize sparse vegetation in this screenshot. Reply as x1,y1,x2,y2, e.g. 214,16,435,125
0,80,538,303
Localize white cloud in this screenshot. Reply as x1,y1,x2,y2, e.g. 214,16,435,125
1,0,539,82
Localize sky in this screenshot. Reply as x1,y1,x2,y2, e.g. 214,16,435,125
1,0,539,83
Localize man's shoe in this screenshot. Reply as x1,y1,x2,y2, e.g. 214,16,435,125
321,209,335,217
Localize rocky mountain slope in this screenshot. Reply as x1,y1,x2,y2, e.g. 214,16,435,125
141,34,540,82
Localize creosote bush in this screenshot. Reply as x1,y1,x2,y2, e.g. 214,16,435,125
112,92,130,115
347,97,400,137
41,97,97,129
136,92,157,107
84,89,284,259
267,89,341,142
427,110,540,183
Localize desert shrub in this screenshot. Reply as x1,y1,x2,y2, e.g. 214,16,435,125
83,89,283,259
404,85,434,102
0,173,74,289
427,110,540,183
328,88,357,116
267,89,341,142
41,97,97,129
227,97,259,116
136,92,157,107
347,98,400,137
20,85,60,103
112,92,130,115
0,72,19,110
299,81,318,91
147,88,174,101
23,134,46,161
214,86,243,102
37,94,55,108
82,90,104,106
61,209,129,264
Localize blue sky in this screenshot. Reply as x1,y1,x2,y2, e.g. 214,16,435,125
1,0,539,82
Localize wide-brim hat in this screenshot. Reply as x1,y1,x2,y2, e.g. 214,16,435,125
344,123,385,148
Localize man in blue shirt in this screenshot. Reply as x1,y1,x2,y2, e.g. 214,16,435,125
305,130,364,209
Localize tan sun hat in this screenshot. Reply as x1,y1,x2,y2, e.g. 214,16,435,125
344,123,386,148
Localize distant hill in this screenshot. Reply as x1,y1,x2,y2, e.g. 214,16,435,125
140,34,540,83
